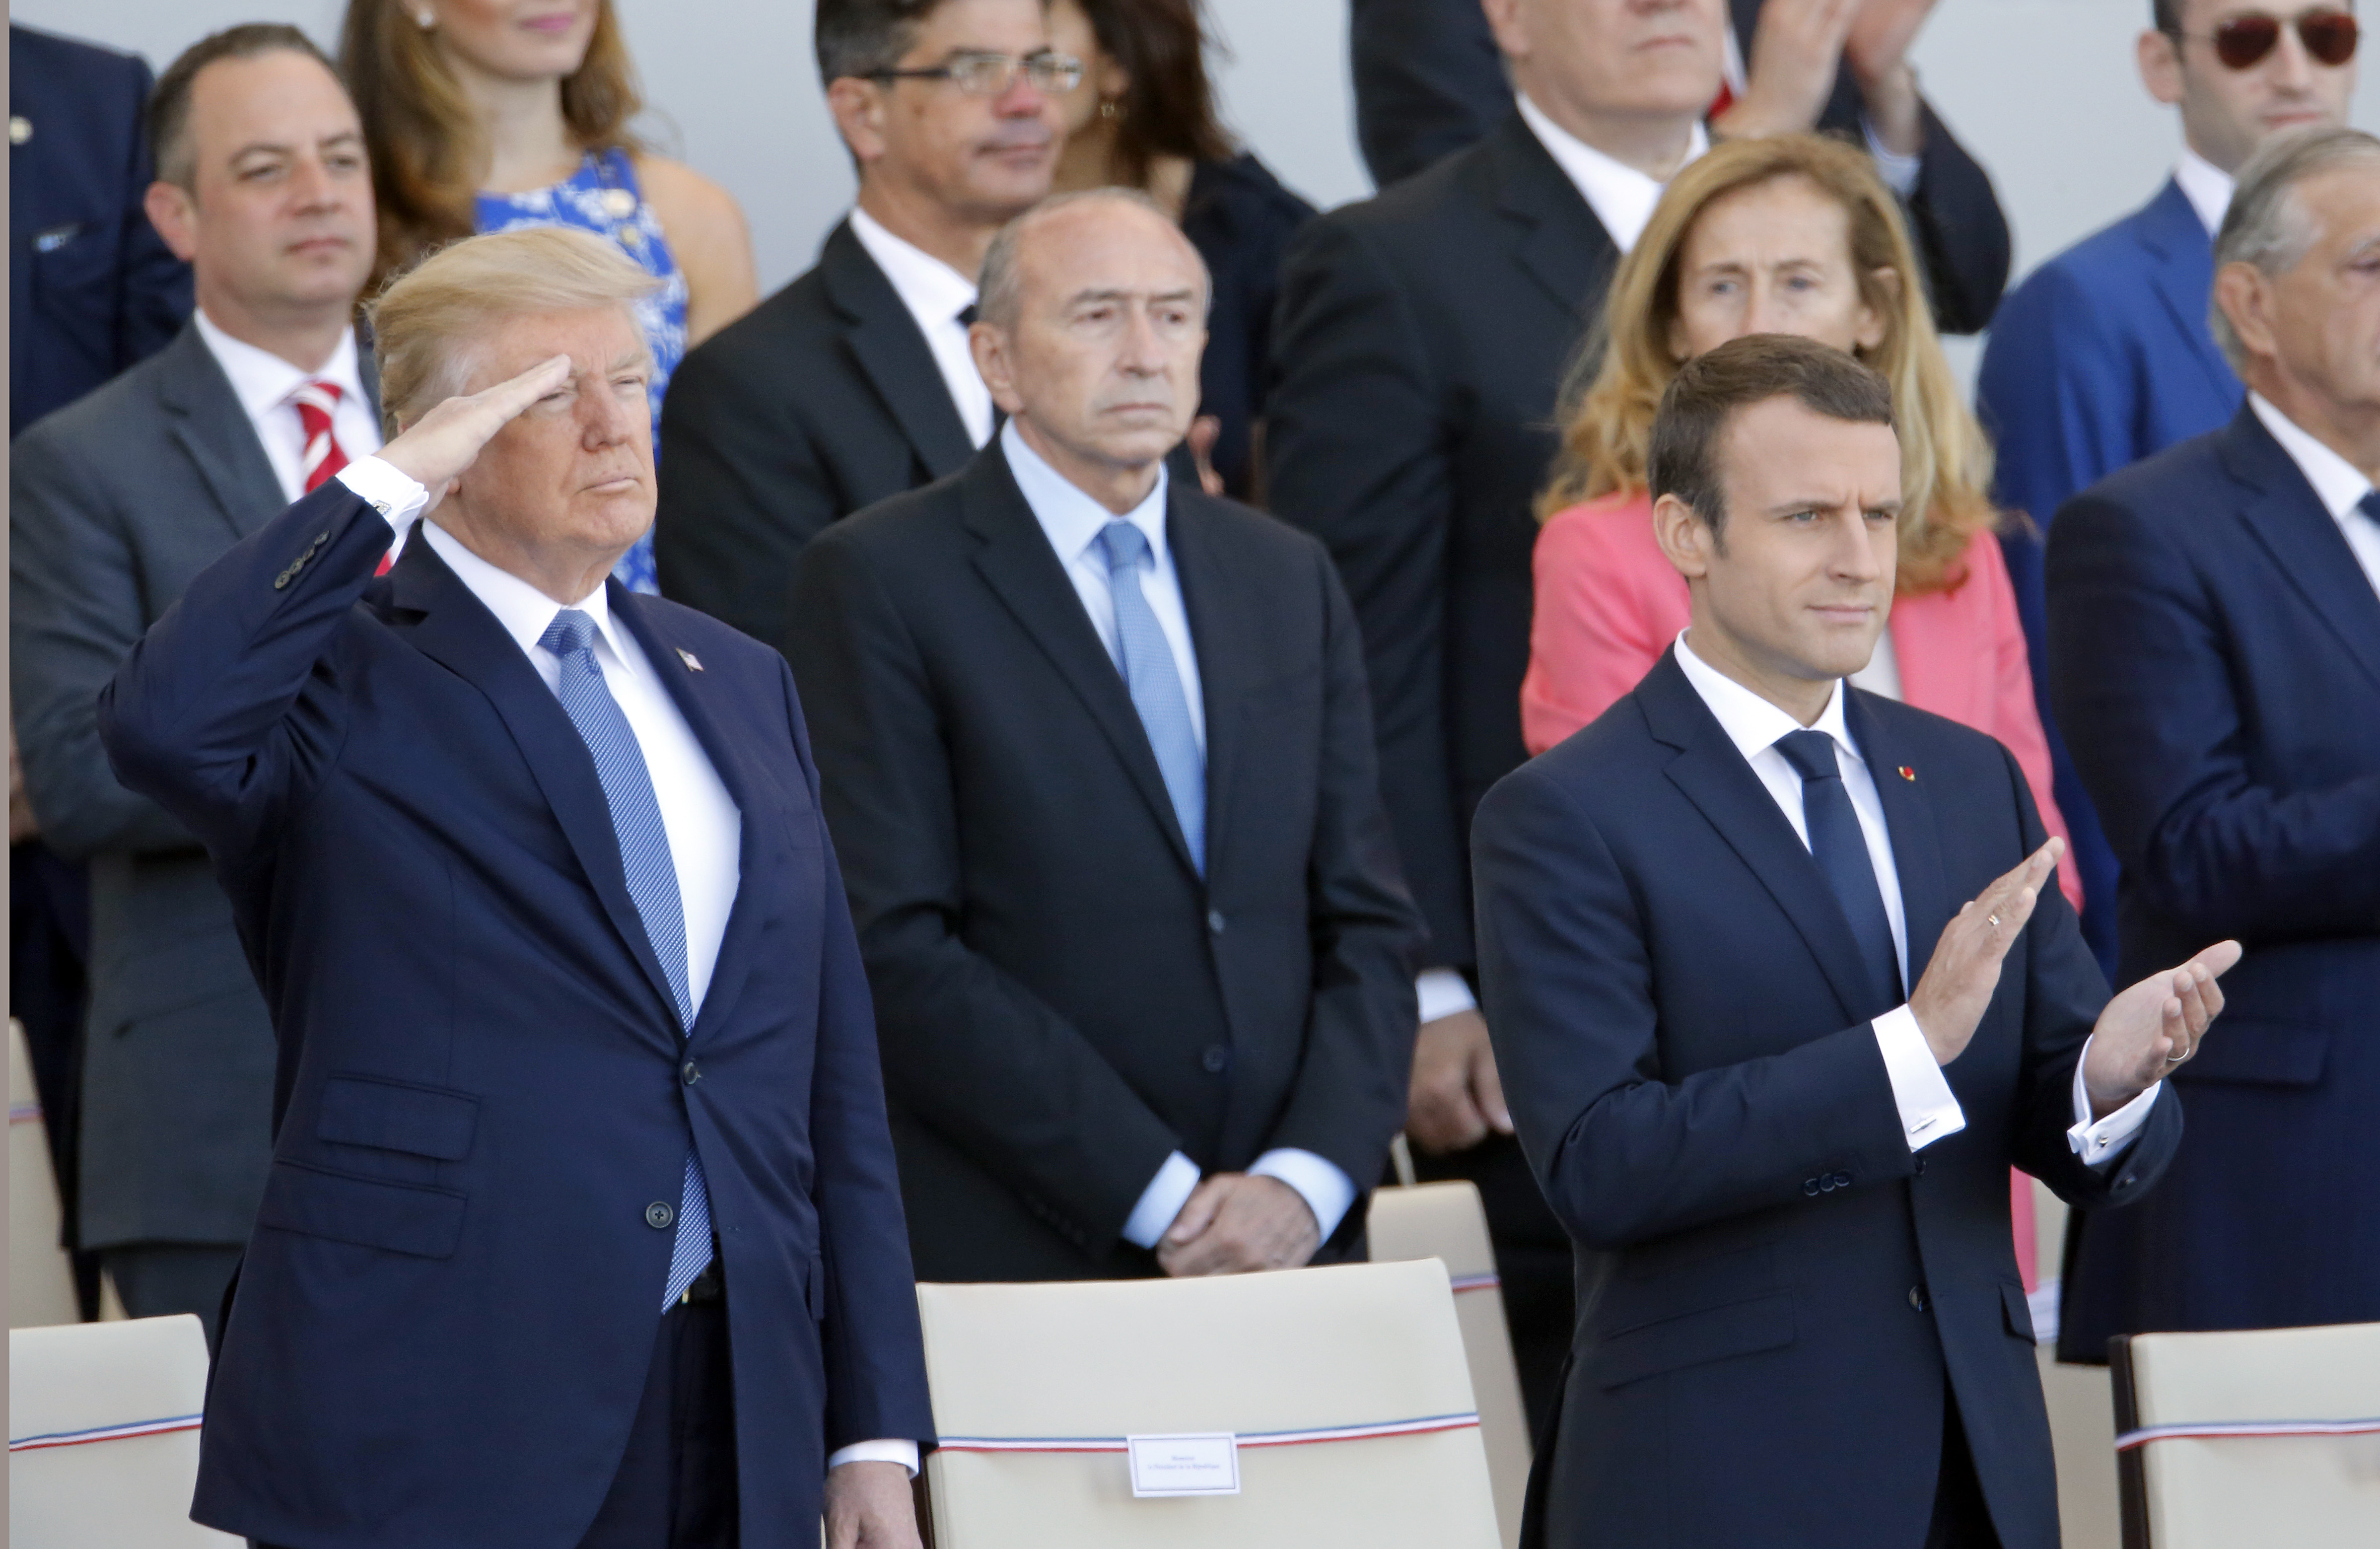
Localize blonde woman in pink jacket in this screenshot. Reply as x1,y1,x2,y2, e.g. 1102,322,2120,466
1524,135,2070,1288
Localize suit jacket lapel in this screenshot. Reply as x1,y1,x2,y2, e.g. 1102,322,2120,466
1487,115,1620,324
1168,491,1258,880
153,323,285,541
1637,651,1884,1024
387,537,684,1048
824,221,977,481
962,451,1203,880
1846,691,1950,995
2219,406,2380,695
2134,180,2241,407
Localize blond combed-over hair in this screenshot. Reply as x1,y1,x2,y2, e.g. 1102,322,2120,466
370,226,660,429
1539,133,2000,597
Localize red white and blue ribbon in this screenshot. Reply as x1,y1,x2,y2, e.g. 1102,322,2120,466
938,1411,1480,1455
2115,1417,2380,1452
1448,1272,1500,1294
10,1413,203,1452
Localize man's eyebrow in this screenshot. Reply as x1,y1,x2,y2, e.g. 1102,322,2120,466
1758,494,1903,514
228,140,298,161
1064,286,1200,304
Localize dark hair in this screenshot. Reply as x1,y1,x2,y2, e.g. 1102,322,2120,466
1648,334,1895,537
338,0,646,287
1075,0,1232,185
150,24,338,190
816,0,945,85
2153,0,2182,37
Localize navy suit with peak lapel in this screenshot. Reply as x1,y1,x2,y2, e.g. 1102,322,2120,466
783,445,1423,1282
97,479,932,1548
2047,406,2380,1358
1474,650,2180,1549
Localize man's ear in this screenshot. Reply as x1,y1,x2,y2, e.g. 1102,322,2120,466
143,180,200,263
824,77,889,168
1479,0,1529,61
2212,261,2275,364
969,322,1025,417
2137,28,2185,107
1652,492,1716,580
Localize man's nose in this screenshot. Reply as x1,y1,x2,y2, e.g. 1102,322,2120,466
2269,25,2317,89
1829,511,1886,578
287,154,343,212
993,70,1049,116
581,383,638,446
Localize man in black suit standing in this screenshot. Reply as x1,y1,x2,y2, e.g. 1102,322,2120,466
787,189,1422,1283
1473,335,2239,1548
656,0,1071,646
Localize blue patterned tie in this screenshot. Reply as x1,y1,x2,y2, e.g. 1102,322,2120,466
1096,521,1205,873
1775,728,1904,1015
538,609,714,1310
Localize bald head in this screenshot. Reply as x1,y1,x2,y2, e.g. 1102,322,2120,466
976,187,1208,330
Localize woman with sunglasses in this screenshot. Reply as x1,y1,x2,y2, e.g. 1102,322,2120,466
339,0,758,592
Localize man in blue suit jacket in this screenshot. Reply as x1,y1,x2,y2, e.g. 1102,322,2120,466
1976,0,2353,974
100,227,930,1549
1475,336,2237,1548
2048,127,2380,1361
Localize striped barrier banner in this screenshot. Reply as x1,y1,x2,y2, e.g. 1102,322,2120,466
939,1410,1481,1455
11,1414,203,1452
2115,1417,2380,1452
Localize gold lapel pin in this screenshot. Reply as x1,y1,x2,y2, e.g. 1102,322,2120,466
677,648,703,673
1897,766,1916,781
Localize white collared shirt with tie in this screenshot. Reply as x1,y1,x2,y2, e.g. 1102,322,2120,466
847,206,997,449
194,309,383,503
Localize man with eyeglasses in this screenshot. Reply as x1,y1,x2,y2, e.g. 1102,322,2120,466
1975,1,2354,1045
654,0,1074,649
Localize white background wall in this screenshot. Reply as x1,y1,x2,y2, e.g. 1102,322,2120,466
17,0,2379,337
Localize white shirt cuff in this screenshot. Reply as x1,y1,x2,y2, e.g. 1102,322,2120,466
336,456,427,533
1249,1147,1357,1241
1121,1150,1202,1250
1416,967,1477,1025
1863,117,1923,197
827,1439,920,1477
2067,1036,2160,1167
1873,1005,1967,1151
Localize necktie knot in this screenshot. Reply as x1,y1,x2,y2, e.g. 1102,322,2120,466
1097,519,1152,576
2359,490,2380,525
291,380,350,493
291,379,342,422
540,608,600,660
957,301,980,328
1776,728,1842,784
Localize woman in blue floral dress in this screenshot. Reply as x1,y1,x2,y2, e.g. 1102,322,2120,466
341,0,756,592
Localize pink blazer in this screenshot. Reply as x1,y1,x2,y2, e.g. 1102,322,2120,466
1523,489,2083,915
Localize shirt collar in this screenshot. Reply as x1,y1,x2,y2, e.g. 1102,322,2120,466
193,308,365,423
2174,147,2235,239
2248,391,2375,523
420,519,631,667
1515,93,1707,254
999,418,1170,568
1673,629,1862,767
847,206,979,330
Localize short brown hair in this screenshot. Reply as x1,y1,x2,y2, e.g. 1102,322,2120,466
150,24,339,191
1073,0,1233,187
1648,335,1895,539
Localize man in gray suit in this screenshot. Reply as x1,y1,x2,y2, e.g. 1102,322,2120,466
10,24,380,1341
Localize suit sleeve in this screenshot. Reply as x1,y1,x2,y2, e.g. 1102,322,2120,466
780,658,935,1452
95,481,387,863
111,52,193,370
1256,546,1425,1186
10,429,204,858
1472,760,1920,1249
1895,100,2011,336
2048,488,2380,938
784,531,1190,1258
654,333,840,648
1266,214,1473,968
1347,0,1509,187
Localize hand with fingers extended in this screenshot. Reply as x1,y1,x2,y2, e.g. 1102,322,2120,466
1405,1009,1512,1154
1155,1172,1321,1277
1717,0,1861,141
375,353,573,514
1908,838,2064,1065
2083,940,2244,1117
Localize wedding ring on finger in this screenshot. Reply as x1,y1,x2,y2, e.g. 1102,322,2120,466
1987,914,2001,928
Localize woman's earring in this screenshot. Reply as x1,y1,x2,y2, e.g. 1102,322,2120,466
414,8,436,28
1098,98,1120,121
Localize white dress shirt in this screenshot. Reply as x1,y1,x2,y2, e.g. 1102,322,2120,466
997,426,1358,1249
2174,146,2236,239
195,309,383,503
1516,94,1709,254
848,206,997,449
1672,631,2161,1162
336,457,915,1478
2248,392,2380,599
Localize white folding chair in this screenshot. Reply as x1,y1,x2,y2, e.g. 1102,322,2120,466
2110,1321,2380,1549
914,1261,1501,1549
9,1018,81,1329
1368,1180,1531,1548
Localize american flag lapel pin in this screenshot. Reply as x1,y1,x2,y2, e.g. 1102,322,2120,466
677,648,703,673
1897,766,1916,781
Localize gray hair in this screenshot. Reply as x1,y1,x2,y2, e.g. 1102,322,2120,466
2211,126,2380,372
975,188,1212,331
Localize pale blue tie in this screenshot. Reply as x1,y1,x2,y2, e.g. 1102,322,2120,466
538,609,714,1311
1096,521,1205,873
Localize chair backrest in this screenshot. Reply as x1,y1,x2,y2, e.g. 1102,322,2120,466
9,1020,81,1330
9,1314,240,1547
2110,1322,2380,1549
915,1261,1502,1549
1367,1180,1531,1548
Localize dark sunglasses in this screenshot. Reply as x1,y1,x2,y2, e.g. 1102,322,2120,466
2169,8,2360,70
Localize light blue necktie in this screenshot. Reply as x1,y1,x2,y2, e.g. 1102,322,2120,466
538,609,714,1311
1096,521,1205,873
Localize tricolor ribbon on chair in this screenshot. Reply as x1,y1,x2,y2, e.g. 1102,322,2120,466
2115,1416,2380,1451
1448,1272,1500,1294
10,1413,203,1452
938,1411,1481,1454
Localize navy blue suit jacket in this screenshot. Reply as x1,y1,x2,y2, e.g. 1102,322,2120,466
1473,650,2180,1549
99,483,933,1548
2047,405,2380,1355
1976,179,2243,977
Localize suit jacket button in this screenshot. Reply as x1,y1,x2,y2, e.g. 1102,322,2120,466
682,1059,700,1086
1914,1156,1927,1176
645,1202,674,1230
1834,1172,1851,1188
1803,1178,1820,1197
2120,1175,2137,1189
1201,1045,1230,1073
1206,910,1226,935
1908,1284,1928,1312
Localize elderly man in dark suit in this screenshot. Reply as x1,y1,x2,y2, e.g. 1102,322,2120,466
101,223,930,1549
11,24,377,1343
2050,126,2380,1359
786,189,1422,1284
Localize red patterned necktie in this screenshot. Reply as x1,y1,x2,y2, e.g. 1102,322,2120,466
292,380,349,492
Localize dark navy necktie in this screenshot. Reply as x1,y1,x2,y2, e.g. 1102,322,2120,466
539,609,714,1310
1775,728,1904,1013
